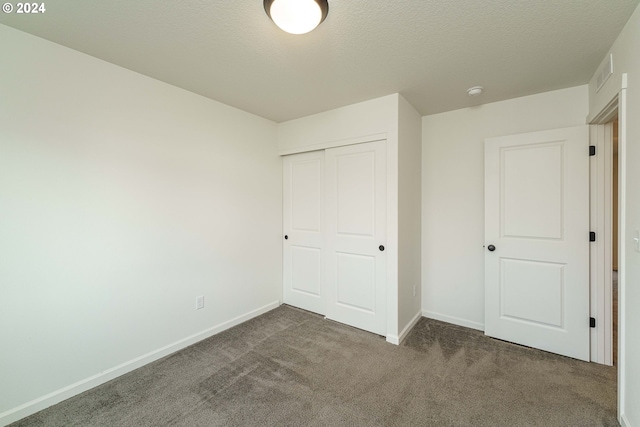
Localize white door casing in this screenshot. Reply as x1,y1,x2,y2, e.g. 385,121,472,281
484,126,590,361
283,150,325,315
325,141,387,335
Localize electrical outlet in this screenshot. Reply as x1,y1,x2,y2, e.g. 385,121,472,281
196,295,204,310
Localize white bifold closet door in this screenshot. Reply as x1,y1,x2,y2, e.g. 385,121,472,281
283,141,387,336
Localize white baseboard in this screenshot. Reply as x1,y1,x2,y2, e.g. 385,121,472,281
0,301,281,427
620,413,631,427
422,310,484,331
387,311,423,345
386,335,399,344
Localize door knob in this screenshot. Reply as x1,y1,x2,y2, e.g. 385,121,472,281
284,235,288,240
487,245,496,252
379,245,385,251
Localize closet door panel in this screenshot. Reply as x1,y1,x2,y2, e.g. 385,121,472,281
283,151,325,315
325,141,387,335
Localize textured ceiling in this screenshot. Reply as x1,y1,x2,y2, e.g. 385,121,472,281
2,0,639,122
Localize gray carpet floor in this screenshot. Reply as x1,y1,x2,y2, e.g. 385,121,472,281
11,305,618,426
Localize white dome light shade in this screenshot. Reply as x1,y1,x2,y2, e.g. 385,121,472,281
264,0,329,35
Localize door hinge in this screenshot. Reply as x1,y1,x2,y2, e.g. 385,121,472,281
589,145,596,156
590,317,596,328
590,232,596,242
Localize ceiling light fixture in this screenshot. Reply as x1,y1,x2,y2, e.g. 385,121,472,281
467,86,484,97
264,0,329,35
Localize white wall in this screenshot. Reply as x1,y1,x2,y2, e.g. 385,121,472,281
397,96,422,335
421,86,589,330
0,25,281,424
588,4,640,425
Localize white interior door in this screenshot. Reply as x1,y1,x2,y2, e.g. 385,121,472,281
283,150,325,315
484,126,590,361
325,141,387,335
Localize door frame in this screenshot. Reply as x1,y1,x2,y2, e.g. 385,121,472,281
589,122,614,366
588,74,627,424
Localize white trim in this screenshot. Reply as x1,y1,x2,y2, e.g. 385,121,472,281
386,311,422,345
278,133,387,156
386,335,400,345
588,93,618,124
620,413,631,427
620,414,631,427
617,85,627,425
0,301,281,427
422,310,484,331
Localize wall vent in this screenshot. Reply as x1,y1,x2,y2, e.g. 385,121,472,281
596,54,613,93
